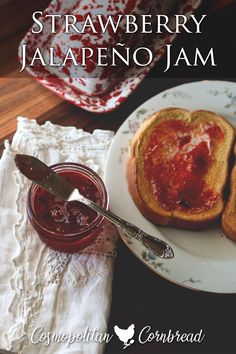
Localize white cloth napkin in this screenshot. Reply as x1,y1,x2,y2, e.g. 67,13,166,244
0,117,118,354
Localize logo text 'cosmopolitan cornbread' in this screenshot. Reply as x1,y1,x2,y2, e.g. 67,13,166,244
30,325,205,349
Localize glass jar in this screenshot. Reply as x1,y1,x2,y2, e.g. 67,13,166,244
27,163,108,253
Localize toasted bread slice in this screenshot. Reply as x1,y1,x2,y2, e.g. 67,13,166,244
127,108,235,230
222,144,236,240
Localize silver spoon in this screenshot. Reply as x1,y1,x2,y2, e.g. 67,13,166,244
14,154,174,259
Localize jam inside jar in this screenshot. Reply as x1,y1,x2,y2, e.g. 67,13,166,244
27,163,108,253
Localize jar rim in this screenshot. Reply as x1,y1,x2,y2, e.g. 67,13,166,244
27,162,108,241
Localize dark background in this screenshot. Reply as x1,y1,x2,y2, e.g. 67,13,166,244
1,1,236,354
156,1,236,78
107,2,236,354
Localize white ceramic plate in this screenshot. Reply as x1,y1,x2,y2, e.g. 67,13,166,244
104,80,236,293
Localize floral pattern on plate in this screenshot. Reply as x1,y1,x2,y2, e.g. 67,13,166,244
209,89,236,114
105,80,236,294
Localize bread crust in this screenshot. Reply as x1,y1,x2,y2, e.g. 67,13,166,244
127,108,235,230
222,152,236,240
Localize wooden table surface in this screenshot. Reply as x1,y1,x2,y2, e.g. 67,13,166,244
1,1,236,354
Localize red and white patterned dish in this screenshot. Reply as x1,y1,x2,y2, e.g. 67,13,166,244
19,0,201,113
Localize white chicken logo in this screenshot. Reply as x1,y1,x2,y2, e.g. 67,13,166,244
114,324,135,349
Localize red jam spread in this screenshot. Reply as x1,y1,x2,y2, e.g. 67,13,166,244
144,119,224,212
34,171,101,234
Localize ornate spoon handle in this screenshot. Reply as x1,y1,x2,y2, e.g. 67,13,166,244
69,189,174,259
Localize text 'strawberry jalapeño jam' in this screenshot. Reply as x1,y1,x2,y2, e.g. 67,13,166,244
27,163,108,253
